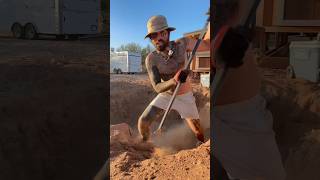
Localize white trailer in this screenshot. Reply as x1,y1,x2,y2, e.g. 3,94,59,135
0,0,100,39
110,51,142,74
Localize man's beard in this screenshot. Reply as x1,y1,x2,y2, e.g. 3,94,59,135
155,40,168,51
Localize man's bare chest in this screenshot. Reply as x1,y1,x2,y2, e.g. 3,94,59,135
153,46,186,74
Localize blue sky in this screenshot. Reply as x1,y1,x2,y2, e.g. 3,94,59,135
110,0,210,49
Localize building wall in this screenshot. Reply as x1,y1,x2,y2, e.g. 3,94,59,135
184,32,210,73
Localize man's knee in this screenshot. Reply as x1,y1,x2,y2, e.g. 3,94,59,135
138,109,153,127
138,115,150,129
138,105,163,140
138,116,151,141
139,106,163,124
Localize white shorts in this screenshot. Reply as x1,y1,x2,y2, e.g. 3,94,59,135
213,94,286,180
149,91,200,119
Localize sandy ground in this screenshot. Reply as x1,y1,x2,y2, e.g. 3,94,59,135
261,69,320,180
110,137,210,180
0,37,108,180
110,74,211,179
110,68,320,180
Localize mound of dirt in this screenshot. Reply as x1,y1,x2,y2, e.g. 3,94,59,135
110,133,210,180
285,130,320,180
261,69,320,179
110,75,158,127
128,141,210,180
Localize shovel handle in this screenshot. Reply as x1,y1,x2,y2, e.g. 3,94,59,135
156,82,181,132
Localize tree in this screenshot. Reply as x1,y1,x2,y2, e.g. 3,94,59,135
141,44,154,72
116,43,142,53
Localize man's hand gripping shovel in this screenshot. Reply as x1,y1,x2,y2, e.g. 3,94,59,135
153,15,210,137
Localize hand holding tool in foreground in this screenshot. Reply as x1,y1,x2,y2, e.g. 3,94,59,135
174,69,190,83
215,25,251,68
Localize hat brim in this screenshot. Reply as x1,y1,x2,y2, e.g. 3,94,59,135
144,27,176,39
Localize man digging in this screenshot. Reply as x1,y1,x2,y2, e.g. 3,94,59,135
138,15,210,143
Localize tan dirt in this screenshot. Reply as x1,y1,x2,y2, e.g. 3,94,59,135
111,68,320,179
261,68,320,180
0,37,108,180
111,141,210,180
110,74,211,179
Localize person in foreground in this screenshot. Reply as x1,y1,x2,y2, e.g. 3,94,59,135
138,15,210,143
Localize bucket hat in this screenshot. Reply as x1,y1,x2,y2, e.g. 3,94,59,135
145,15,176,39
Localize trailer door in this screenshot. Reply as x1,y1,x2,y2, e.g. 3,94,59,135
128,53,141,73
61,0,100,34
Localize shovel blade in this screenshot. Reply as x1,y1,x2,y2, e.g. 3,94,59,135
153,128,163,137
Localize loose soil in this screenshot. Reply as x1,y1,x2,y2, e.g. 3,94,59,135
0,37,108,180
261,69,320,180
110,74,211,179
110,68,320,180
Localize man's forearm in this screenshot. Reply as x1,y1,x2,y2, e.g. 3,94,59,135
147,64,176,93
152,78,176,93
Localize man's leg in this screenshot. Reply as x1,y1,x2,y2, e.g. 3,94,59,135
185,118,205,142
138,105,164,141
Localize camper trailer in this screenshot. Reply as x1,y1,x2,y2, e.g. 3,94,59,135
0,0,100,39
110,51,142,74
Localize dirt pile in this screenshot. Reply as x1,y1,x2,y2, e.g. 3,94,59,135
110,137,154,178
285,130,320,180
127,141,210,180
110,131,210,180
261,69,320,179
110,75,158,127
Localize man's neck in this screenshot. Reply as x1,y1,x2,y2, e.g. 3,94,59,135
156,41,173,54
156,46,170,54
